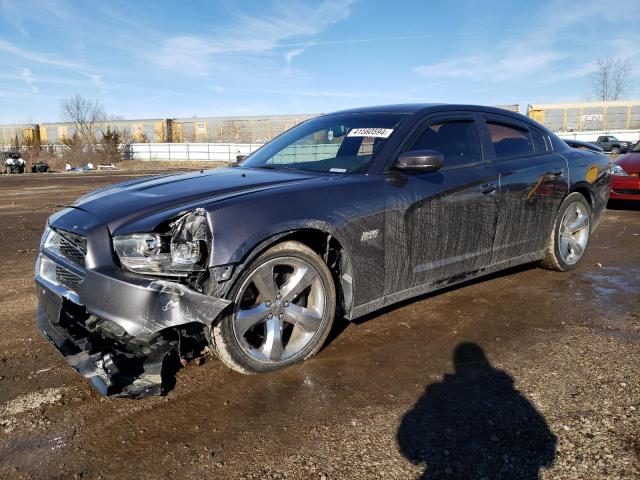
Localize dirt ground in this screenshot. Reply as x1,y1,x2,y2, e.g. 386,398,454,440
0,171,638,480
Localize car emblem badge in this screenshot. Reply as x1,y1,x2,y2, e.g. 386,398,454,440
361,229,379,242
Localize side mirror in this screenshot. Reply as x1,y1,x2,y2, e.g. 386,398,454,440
236,154,247,162
395,150,444,172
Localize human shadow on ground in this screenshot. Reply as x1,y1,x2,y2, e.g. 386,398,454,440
397,343,557,479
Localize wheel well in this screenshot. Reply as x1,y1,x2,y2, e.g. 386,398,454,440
571,186,594,208
242,229,354,318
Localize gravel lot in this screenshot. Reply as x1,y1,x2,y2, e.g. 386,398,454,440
0,171,638,479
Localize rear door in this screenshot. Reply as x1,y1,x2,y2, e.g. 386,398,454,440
480,114,568,264
383,113,500,295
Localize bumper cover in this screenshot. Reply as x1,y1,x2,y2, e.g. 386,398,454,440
610,175,640,200
35,259,231,397
36,280,198,397
36,207,233,397
75,269,231,339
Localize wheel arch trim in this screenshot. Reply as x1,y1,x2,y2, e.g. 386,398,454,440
220,223,355,318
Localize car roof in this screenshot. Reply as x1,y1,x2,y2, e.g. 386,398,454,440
327,103,529,121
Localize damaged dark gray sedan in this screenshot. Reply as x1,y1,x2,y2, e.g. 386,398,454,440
36,104,611,397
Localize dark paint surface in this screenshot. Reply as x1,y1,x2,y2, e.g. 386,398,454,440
50,105,610,322
35,105,612,397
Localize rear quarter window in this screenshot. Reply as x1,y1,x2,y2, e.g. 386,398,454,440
530,128,550,153
487,122,534,159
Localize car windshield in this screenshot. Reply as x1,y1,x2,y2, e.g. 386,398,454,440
240,113,408,174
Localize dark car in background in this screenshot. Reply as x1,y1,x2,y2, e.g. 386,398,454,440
595,135,631,154
35,104,611,397
610,141,640,201
563,139,603,153
31,159,50,173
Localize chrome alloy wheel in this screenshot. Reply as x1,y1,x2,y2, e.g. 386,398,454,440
559,201,590,265
232,257,327,363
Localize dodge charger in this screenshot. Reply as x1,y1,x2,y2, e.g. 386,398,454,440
35,104,611,397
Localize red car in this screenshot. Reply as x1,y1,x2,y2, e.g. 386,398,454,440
610,141,640,201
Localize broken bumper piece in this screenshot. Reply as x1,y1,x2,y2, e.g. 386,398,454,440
35,266,231,398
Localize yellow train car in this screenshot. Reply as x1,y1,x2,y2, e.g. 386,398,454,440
0,124,38,147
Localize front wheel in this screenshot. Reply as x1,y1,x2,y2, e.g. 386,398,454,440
211,241,336,374
612,146,620,155
541,193,591,271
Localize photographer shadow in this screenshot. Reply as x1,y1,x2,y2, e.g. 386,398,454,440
397,343,556,479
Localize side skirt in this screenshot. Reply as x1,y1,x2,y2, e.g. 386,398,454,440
348,251,544,320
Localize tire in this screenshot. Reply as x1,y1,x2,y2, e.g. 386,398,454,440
541,192,592,272
212,241,336,374
612,146,620,155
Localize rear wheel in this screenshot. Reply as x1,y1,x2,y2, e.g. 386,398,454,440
212,241,336,374
612,146,620,154
541,192,591,271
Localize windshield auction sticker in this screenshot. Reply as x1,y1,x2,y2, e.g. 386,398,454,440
347,128,394,138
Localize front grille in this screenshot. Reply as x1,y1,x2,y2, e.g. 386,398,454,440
46,229,87,267
55,264,83,290
613,189,640,196
39,255,84,291
57,234,86,265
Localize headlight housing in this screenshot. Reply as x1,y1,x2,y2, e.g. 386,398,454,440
113,209,210,276
611,164,629,176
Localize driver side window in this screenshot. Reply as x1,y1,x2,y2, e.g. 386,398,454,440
408,120,482,168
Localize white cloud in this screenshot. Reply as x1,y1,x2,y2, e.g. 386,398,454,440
19,67,38,92
153,0,354,75
282,48,305,75
413,0,640,85
0,40,83,69
415,51,566,82
0,40,109,94
80,72,106,90
1,0,29,37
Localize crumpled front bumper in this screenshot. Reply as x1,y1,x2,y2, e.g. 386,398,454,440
35,207,232,397
36,285,140,397
36,270,230,397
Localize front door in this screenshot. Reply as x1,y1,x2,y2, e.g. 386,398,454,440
384,114,500,295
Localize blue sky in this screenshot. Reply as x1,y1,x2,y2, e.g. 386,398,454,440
1,0,639,124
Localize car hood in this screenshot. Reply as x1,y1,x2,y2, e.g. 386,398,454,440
72,167,319,229
617,152,640,173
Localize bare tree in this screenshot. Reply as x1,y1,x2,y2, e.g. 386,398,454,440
589,57,632,101
60,94,106,143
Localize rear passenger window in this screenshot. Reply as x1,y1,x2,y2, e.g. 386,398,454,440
487,122,534,159
408,120,482,168
530,128,550,153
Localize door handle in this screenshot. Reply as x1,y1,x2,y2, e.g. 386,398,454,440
548,167,565,176
480,183,497,194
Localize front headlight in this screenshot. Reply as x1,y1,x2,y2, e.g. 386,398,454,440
113,209,209,276
611,164,629,176
40,225,52,251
